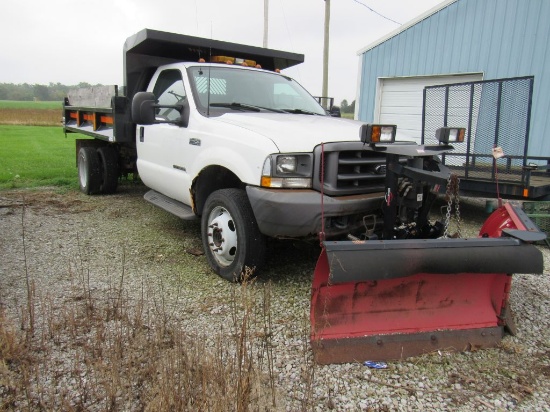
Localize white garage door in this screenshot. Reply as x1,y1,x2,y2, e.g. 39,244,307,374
375,73,483,143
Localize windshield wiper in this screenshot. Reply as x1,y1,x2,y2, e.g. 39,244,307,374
209,102,260,112
209,102,285,113
281,108,323,116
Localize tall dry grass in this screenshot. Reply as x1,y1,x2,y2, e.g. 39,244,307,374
0,109,61,126
0,265,285,411
0,206,309,411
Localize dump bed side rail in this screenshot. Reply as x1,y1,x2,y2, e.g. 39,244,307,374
63,85,132,143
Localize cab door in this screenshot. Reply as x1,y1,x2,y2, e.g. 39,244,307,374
136,69,193,204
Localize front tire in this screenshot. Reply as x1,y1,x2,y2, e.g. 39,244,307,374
201,189,266,282
78,147,101,195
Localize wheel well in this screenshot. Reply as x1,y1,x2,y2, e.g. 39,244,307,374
192,166,244,216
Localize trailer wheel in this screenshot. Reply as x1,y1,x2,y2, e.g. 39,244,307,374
201,189,266,282
97,146,119,194
78,147,101,195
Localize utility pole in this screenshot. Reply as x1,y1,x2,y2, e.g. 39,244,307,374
263,0,269,48
322,0,330,108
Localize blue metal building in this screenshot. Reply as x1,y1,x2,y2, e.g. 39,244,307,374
356,0,550,156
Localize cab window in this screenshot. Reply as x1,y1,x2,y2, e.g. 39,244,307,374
152,69,187,121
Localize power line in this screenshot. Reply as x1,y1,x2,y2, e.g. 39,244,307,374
351,0,401,25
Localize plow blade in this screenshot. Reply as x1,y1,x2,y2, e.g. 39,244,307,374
311,208,544,364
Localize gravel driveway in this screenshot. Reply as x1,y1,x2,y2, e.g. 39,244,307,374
1,184,549,411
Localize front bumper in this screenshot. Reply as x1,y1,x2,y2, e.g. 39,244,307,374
246,186,384,238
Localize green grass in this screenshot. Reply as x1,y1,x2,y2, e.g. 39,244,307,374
0,125,78,190
0,100,62,110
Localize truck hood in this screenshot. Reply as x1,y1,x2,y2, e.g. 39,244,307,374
213,113,364,152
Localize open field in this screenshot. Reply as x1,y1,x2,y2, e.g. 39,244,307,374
0,101,62,110
0,100,62,126
0,126,77,190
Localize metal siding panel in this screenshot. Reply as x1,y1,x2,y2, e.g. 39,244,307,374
519,0,541,73
427,11,441,73
507,0,526,76
415,20,430,74
478,1,498,71
404,26,417,74
359,52,377,123
439,7,455,74
398,32,411,76
453,0,471,72
465,1,485,69
498,1,520,75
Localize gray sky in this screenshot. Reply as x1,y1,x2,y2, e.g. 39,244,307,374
0,0,442,103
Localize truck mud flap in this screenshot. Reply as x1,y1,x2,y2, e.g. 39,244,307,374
310,206,545,364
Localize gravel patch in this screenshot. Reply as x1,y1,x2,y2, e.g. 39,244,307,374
1,185,549,411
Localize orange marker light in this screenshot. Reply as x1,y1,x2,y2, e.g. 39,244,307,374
261,176,271,187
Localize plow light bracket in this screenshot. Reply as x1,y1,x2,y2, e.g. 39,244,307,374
436,127,465,144
360,124,396,144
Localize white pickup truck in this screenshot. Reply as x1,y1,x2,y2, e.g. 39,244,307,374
63,28,390,281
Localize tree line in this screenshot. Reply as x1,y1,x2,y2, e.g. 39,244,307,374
0,82,102,102
0,82,357,113
339,99,355,114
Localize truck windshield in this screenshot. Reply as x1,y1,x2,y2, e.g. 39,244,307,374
187,66,327,116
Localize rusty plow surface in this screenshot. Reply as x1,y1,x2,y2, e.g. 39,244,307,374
310,205,544,364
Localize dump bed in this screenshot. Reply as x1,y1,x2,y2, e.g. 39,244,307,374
63,85,132,142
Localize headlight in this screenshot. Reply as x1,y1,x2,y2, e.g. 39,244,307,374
360,124,397,144
261,154,312,188
276,156,297,174
436,127,465,143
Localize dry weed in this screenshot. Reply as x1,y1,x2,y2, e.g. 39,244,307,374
0,108,61,126
0,258,283,411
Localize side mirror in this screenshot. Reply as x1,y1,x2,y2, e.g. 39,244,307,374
132,92,156,125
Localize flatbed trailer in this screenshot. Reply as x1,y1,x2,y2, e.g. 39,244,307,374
423,76,550,200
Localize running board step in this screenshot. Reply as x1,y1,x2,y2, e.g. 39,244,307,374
144,190,197,220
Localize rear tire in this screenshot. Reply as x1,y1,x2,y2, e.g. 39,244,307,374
78,147,101,195
201,189,266,282
97,146,119,194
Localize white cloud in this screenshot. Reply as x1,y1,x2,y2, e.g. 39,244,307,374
1,0,443,102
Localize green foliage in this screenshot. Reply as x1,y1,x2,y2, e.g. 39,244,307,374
0,125,78,190
0,100,62,110
339,99,355,114
0,82,100,102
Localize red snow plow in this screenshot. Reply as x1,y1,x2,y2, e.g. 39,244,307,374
311,126,545,364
